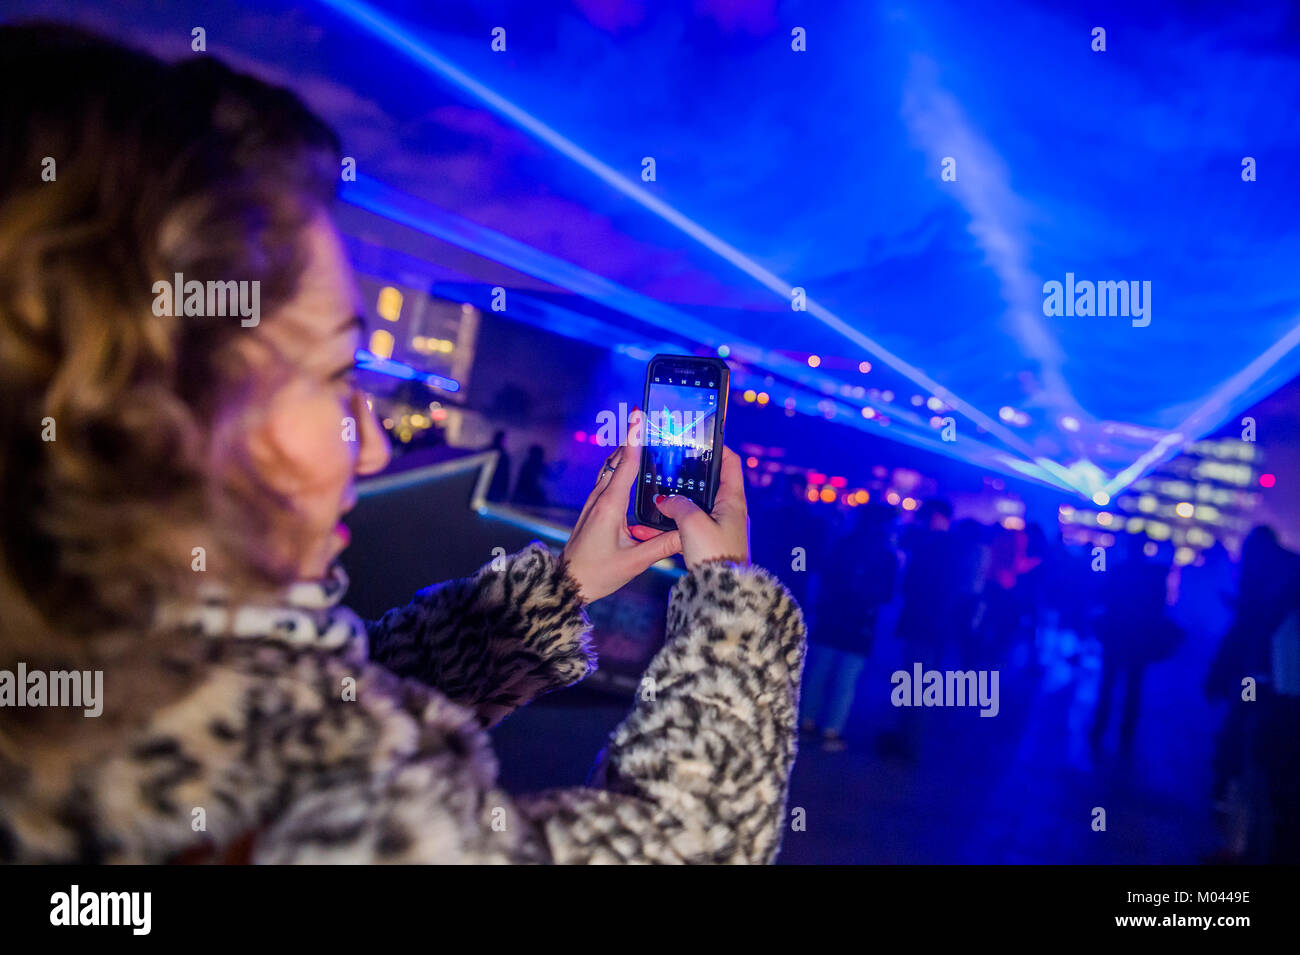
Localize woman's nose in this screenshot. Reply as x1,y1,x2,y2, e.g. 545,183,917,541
354,392,392,476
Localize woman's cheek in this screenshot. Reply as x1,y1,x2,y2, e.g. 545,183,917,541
305,391,358,495
263,387,356,501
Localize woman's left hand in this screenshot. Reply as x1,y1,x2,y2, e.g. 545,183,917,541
561,410,682,603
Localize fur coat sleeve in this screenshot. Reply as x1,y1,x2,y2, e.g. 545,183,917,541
363,542,598,728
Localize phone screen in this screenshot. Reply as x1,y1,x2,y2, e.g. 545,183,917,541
636,365,722,523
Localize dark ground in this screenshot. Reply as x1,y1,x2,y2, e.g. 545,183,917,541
491,619,1223,864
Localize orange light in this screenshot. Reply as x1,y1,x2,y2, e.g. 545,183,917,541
806,487,820,502
743,389,757,403
376,286,403,322
368,328,395,360
757,392,770,405
886,491,901,506
901,497,918,511
746,456,759,469
808,355,821,368
858,361,871,373
819,487,837,503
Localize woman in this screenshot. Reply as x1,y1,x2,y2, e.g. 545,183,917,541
0,24,806,864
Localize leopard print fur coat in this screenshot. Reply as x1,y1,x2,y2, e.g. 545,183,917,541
0,543,806,863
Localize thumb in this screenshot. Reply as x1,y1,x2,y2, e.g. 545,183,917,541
631,529,682,567
655,493,708,527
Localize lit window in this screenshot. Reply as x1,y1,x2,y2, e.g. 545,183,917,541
368,328,395,360
377,286,403,322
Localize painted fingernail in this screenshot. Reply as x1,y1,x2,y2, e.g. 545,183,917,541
654,494,667,504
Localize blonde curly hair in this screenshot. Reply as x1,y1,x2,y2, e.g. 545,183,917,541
0,24,343,665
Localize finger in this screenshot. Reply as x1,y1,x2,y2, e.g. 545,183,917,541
655,493,712,532
570,460,613,543
600,414,642,504
578,447,622,519
627,407,643,447
598,446,623,485
719,445,743,489
607,531,679,589
713,446,746,508
627,523,665,542
630,528,682,566
627,408,645,455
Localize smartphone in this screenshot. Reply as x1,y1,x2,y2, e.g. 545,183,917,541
633,354,730,531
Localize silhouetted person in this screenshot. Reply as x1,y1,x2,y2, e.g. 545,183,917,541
1205,526,1300,862
511,444,549,508
1207,528,1297,697
1055,535,1096,645
1090,536,1174,755
981,525,1040,663
1178,542,1233,641
801,503,898,751
895,498,957,652
881,498,956,759
750,476,826,619
950,518,991,667
484,430,511,502
1016,522,1049,665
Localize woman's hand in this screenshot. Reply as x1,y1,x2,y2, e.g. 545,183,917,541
561,411,682,603
649,447,750,570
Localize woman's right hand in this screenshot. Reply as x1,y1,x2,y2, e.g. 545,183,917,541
650,447,750,569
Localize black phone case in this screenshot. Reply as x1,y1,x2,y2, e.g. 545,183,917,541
633,354,729,531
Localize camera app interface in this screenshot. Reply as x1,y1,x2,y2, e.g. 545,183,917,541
639,371,718,513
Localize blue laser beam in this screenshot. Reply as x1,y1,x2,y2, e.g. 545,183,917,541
356,347,460,393
310,0,1073,491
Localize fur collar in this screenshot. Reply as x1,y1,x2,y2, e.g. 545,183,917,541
151,562,369,665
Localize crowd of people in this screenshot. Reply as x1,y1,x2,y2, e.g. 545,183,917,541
750,483,1300,863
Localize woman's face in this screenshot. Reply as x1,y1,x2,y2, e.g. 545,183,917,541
236,213,391,580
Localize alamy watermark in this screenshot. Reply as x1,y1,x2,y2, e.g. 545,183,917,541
152,272,260,327
1042,272,1150,327
891,663,999,717
0,663,103,717
592,401,709,448
50,885,150,935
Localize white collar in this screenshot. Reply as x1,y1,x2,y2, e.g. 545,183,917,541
153,562,369,663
